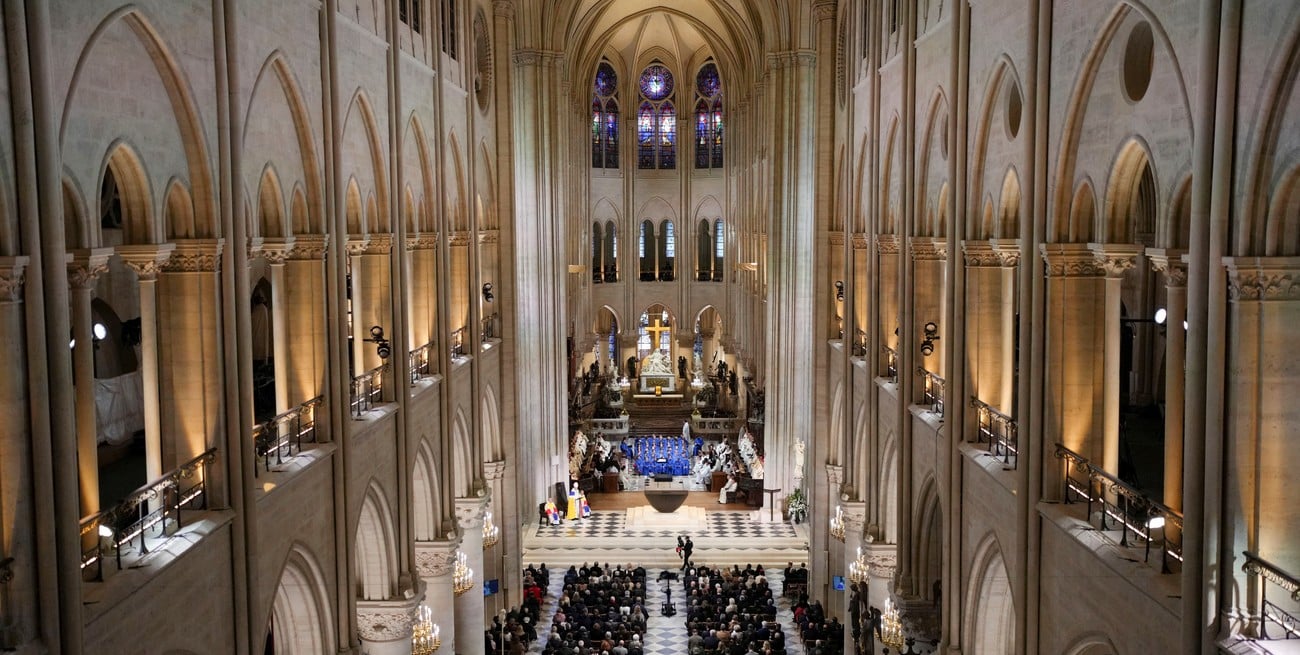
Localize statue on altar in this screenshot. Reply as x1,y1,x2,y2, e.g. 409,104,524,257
639,350,677,393
642,349,674,375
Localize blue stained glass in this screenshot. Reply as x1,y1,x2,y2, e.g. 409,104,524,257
696,62,721,98
639,64,674,101
594,62,618,97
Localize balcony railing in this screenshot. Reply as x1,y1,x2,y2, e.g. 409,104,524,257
409,342,434,383
480,313,498,341
1055,443,1183,573
79,448,218,578
351,362,390,417
1243,550,1300,640
252,396,323,477
852,329,868,357
883,346,898,380
691,416,744,436
919,369,945,416
970,397,1017,467
451,327,467,359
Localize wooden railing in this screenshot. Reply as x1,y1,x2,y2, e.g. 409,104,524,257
970,397,1017,467
80,448,217,578
1055,443,1183,573
252,396,323,477
351,362,390,417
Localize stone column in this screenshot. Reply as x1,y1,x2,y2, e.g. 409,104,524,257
407,233,438,353
1148,249,1188,510
910,238,947,385
992,240,1022,415
961,242,1004,413
158,239,226,467
1089,244,1141,477
454,496,489,655
68,248,112,515
841,501,867,655
1038,244,1105,473
357,591,421,655
483,460,515,613
118,244,176,483
262,238,294,414
351,235,394,378
416,539,461,651
865,546,897,655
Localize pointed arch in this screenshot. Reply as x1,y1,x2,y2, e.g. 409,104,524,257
482,385,502,460
1104,138,1157,244
100,142,155,244
1068,179,1098,243
354,482,398,601
341,90,389,234
257,166,286,239
962,534,1016,655
829,383,845,466
403,114,436,234
879,430,899,543
163,179,195,239
452,409,475,496
916,89,950,237
998,167,1022,240
913,476,943,602
265,544,337,655
243,51,325,235
881,113,901,235
413,438,443,542
446,132,469,232
63,173,89,250
968,54,1024,236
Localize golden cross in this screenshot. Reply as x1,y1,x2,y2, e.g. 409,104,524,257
645,317,671,347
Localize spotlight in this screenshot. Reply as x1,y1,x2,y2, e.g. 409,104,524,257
69,338,76,349
920,321,940,357
1154,308,1167,325
93,322,108,341
482,282,494,303
1147,516,1166,530
97,524,113,538
834,280,845,302
365,325,392,360
920,341,934,357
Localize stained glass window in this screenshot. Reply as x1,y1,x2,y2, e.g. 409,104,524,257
637,62,676,169
664,221,676,259
695,61,724,169
592,61,620,169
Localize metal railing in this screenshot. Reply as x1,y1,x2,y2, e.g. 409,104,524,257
1243,550,1300,640
691,416,745,435
451,327,467,358
351,362,390,417
970,397,1017,467
252,396,323,477
852,329,868,357
587,416,630,437
919,369,945,416
79,448,218,578
1055,443,1183,573
883,346,898,380
480,313,498,341
409,342,434,383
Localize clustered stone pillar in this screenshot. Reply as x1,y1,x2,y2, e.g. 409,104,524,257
1038,244,1105,471
284,236,329,421
261,238,293,414
356,590,421,655
454,496,489,655
117,244,176,484
416,539,461,649
67,248,111,515
865,546,897,655
483,460,508,615
840,500,867,655
1148,249,1188,510
1090,243,1141,477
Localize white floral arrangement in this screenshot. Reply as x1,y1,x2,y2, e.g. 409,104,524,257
787,487,808,523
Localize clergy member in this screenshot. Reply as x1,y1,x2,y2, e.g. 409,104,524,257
567,483,581,520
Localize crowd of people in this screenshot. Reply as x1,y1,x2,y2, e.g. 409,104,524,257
681,563,785,655
536,562,650,655
485,564,551,655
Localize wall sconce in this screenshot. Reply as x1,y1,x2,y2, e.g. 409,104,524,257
482,282,494,303
365,325,392,360
920,321,940,357
834,280,845,301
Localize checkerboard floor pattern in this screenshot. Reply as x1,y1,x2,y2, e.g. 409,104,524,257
537,511,797,540
527,565,807,655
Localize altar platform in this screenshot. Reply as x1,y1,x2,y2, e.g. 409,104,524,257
630,394,684,408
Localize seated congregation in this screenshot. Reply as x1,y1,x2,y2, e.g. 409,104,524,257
485,564,550,655
536,563,650,655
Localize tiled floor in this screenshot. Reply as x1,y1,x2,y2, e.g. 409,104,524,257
534,511,798,540
530,566,806,655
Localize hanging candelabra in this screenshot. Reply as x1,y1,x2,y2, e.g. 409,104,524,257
482,511,500,549
880,598,905,650
411,603,441,654
829,505,846,542
453,550,474,596
848,546,869,585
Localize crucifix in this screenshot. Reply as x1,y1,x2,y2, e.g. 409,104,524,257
645,317,671,350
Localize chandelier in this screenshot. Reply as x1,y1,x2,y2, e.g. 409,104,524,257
453,550,475,596
829,505,846,542
880,598,905,650
411,603,441,654
482,511,500,549
848,546,869,585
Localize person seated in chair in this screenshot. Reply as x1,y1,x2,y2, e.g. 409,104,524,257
545,499,561,525
578,489,592,519
719,474,739,504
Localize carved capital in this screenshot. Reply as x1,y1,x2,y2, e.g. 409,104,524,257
841,501,867,532
1088,243,1142,278
868,553,897,579
260,237,295,265
416,540,461,578
363,233,393,255
493,0,514,19
447,231,473,247
0,256,30,303
829,231,845,247
813,0,838,20
356,598,419,642
117,244,177,281
67,248,114,289
1147,248,1189,287
989,239,1022,267
910,236,948,262
483,460,507,481
478,230,499,245
852,233,870,250
455,496,489,531
161,239,224,273
346,236,371,256
1040,243,1102,278
1224,257,1300,302
825,463,844,486
768,50,817,69
961,241,1000,268
512,49,562,68
246,236,264,262
288,234,329,260
406,232,438,251
876,234,900,255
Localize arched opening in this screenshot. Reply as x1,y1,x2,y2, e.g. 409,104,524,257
915,484,943,604
880,434,899,543
1266,165,1300,256
713,218,725,281
658,220,676,281
697,218,713,281
413,440,442,541
602,220,617,282
354,485,398,601
639,220,657,281
258,169,285,239
102,144,154,245
998,168,1021,239
265,546,336,655
636,305,674,363
964,539,1015,655
251,277,276,422
591,221,604,283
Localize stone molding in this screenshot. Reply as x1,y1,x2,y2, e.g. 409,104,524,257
246,236,265,262
288,234,329,260
961,241,999,268
493,0,515,18
990,239,1022,267
852,234,870,249
829,231,845,247
825,463,844,486
356,597,420,642
416,540,461,578
910,236,947,262
1147,248,1189,287
867,550,897,579
455,495,490,531
768,50,817,69
1040,243,1103,278
1224,256,1300,302
447,232,473,247
260,237,295,265
117,243,177,281
345,236,371,256
876,234,900,255
1088,243,1142,278
407,233,438,250
840,501,867,532
478,230,499,244
67,248,114,289
813,0,837,20
162,239,225,273
363,234,394,254
0,256,30,303
512,49,563,68
483,459,507,481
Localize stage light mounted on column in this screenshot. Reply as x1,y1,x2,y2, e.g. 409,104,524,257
482,282,494,303
1154,308,1167,325
920,322,940,357
834,280,845,301
365,325,392,360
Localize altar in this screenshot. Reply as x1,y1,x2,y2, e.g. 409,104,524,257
637,350,678,393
